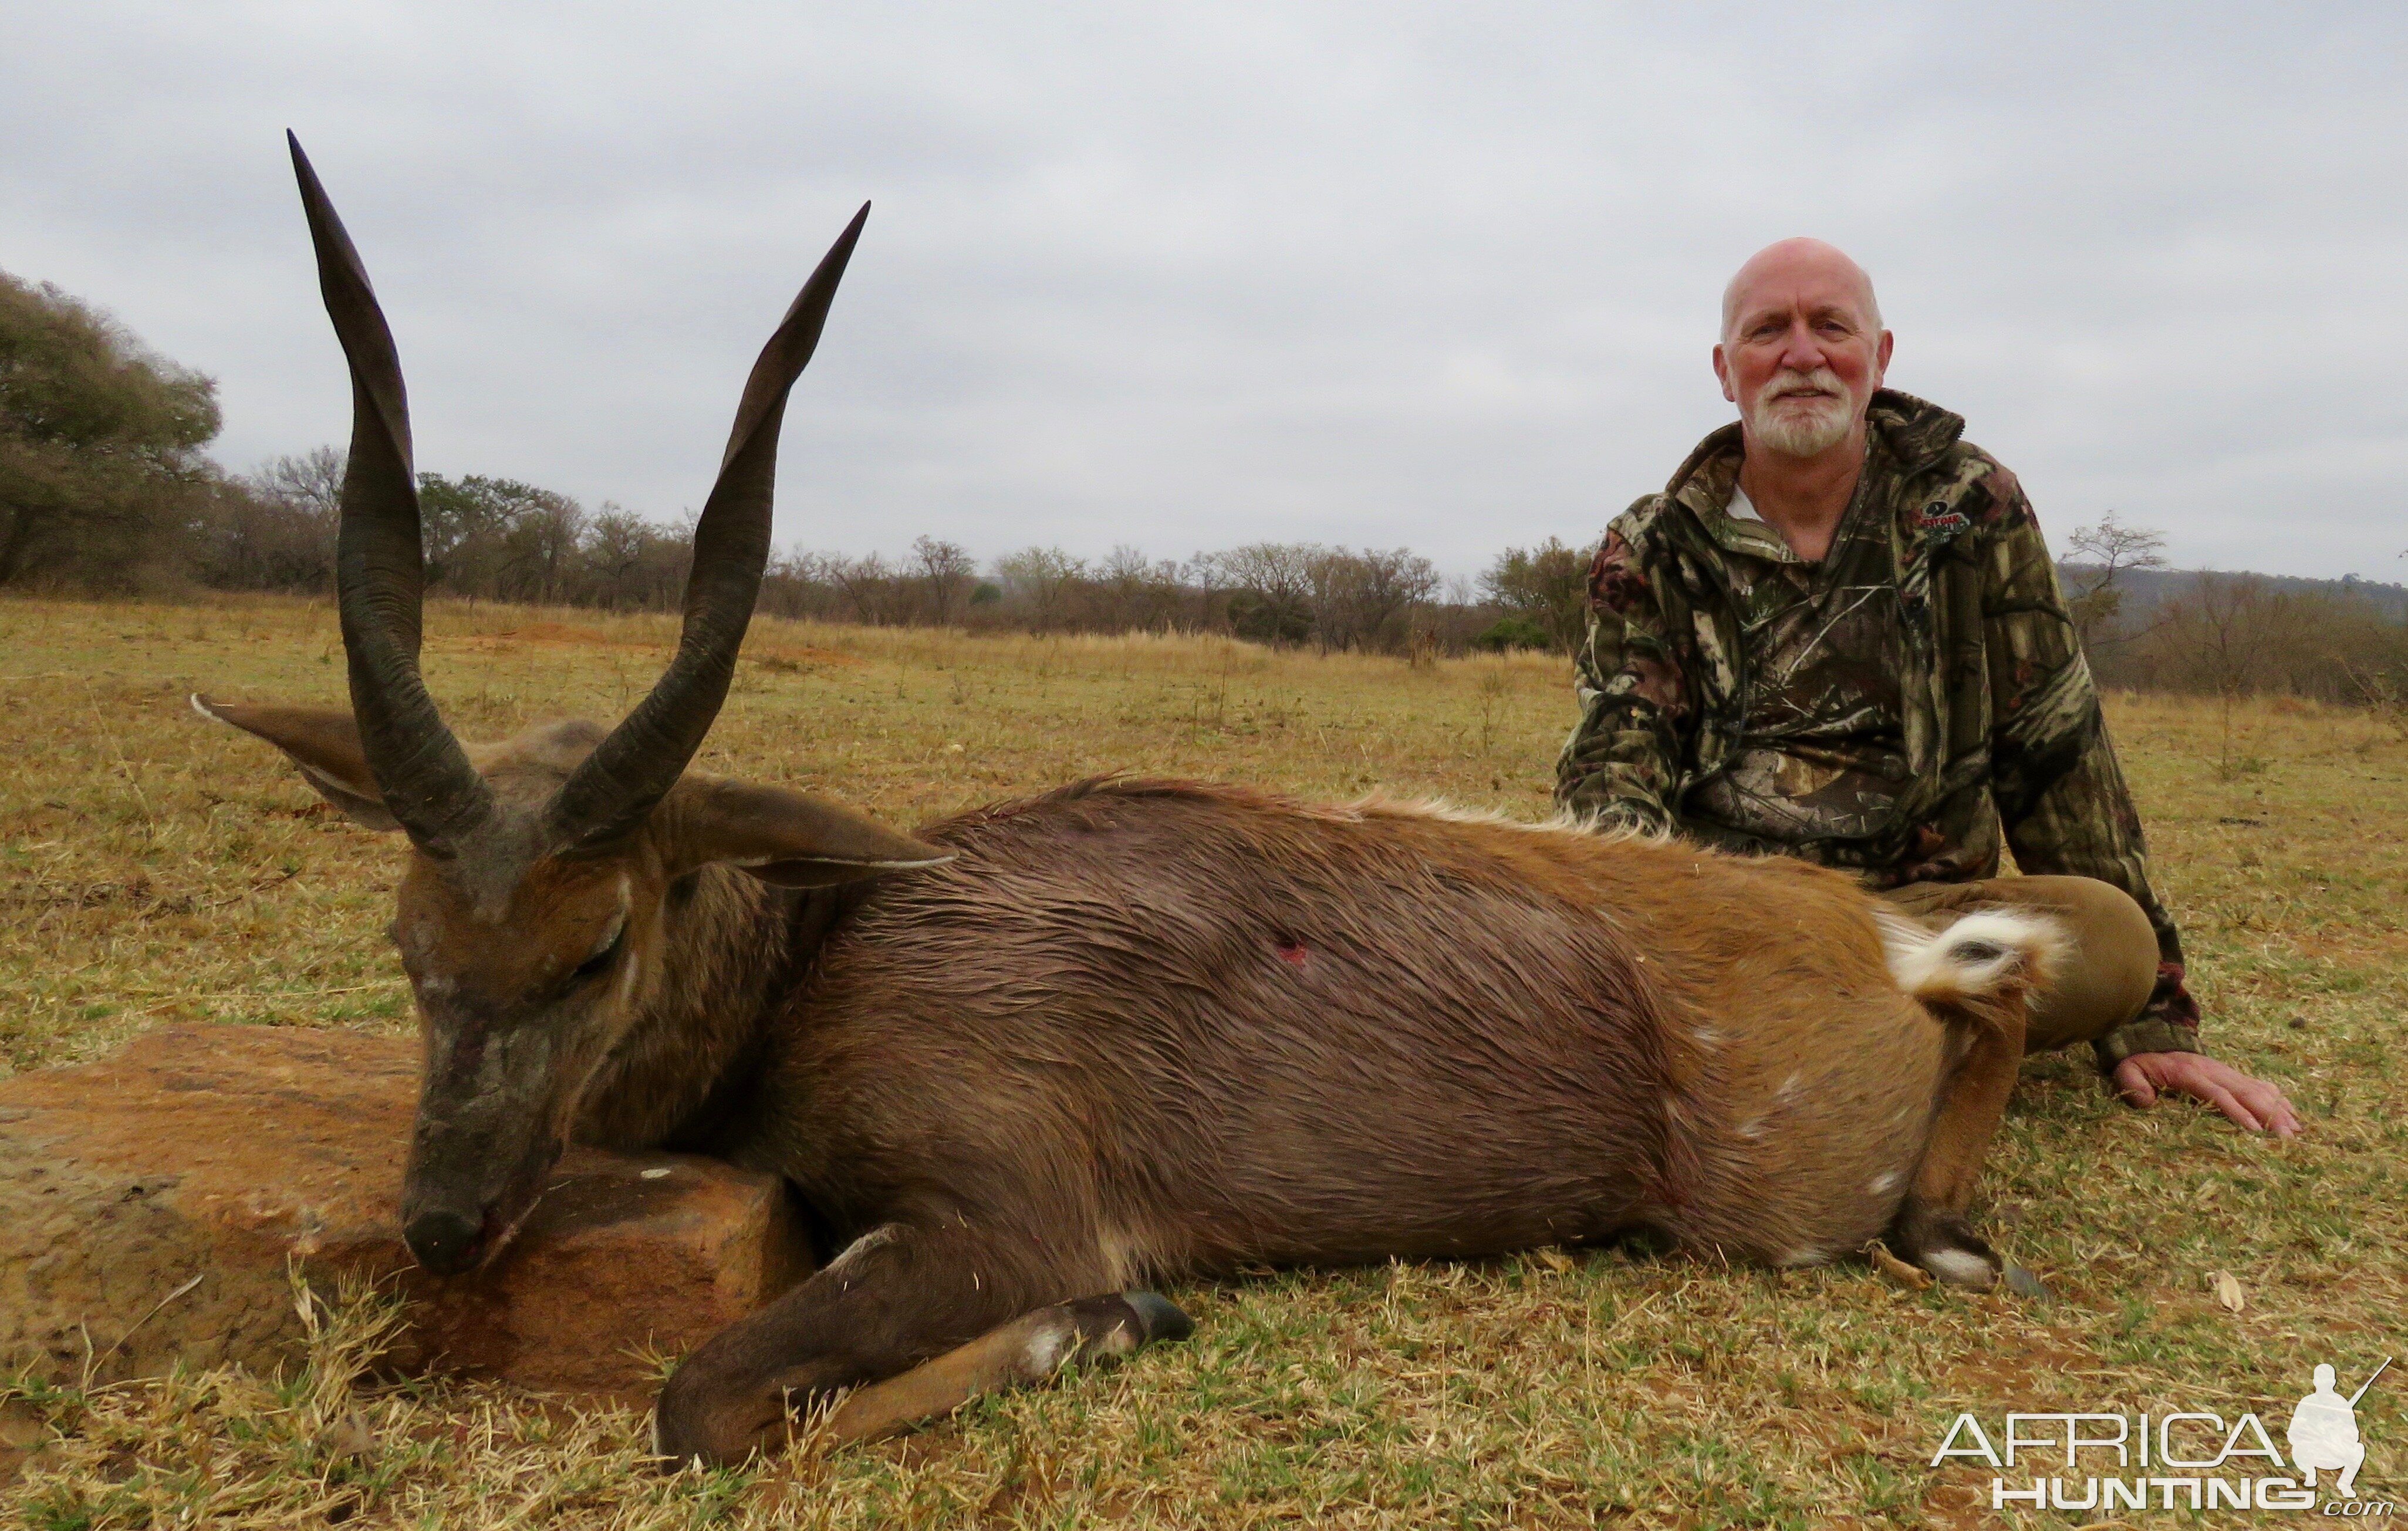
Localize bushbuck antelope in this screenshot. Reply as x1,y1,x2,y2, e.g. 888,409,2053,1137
198,137,2063,1465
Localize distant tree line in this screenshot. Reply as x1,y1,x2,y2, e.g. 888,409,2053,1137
185,458,1589,658
2058,513,2408,710
1,266,1592,657
8,266,2404,695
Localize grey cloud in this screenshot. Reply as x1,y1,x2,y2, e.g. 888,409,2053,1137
5,2,2402,579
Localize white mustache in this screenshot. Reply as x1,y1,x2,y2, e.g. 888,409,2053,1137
1765,370,1845,401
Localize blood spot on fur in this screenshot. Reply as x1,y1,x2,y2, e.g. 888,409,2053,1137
1275,939,1309,967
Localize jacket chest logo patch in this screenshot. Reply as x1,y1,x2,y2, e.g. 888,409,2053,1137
1915,501,1971,540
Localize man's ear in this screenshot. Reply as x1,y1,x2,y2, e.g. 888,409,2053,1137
190,695,402,832
665,779,953,888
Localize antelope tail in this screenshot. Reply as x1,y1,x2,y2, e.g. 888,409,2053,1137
1879,909,2068,1019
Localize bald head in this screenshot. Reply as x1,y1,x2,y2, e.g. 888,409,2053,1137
1713,238,1892,463
1721,238,1882,343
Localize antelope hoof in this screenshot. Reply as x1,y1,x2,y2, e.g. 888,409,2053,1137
1887,1201,2003,1290
1110,1290,1196,1348
651,1358,810,1469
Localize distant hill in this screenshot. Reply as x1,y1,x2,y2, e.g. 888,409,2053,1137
2056,565,2408,622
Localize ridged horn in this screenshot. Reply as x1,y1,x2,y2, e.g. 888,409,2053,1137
543,202,870,854
289,132,496,859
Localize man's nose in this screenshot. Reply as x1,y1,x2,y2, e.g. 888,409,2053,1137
1776,320,1829,374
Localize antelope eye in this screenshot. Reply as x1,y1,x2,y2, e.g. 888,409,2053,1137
572,925,624,982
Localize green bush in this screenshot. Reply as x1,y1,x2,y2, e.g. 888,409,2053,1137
1473,614,1552,653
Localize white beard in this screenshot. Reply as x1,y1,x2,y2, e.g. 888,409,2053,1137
1746,368,1856,458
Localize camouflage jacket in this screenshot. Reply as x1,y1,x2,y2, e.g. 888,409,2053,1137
1553,390,2201,1068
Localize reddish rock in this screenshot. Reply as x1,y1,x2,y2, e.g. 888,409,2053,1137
0,1025,812,1400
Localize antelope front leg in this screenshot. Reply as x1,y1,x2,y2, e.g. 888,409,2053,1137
815,1290,1193,1448
652,1219,1188,1465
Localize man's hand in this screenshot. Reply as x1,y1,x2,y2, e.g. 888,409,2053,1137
2113,1052,2302,1137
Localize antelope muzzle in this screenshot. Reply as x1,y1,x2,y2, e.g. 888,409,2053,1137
400,1019,573,1276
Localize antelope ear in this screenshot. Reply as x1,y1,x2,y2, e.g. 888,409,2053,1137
666,779,952,888
190,695,403,832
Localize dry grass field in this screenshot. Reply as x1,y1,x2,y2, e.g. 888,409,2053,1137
4,592,2402,1528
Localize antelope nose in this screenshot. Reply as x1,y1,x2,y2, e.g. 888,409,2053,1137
403,1206,487,1276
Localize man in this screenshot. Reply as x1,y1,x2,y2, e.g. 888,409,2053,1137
1555,238,2298,1135
2286,1363,2368,1498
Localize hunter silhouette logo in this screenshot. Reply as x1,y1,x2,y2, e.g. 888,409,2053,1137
2289,1357,2387,1500
1931,1353,2391,1512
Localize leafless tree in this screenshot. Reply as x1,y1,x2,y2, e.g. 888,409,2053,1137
910,536,977,627
1305,546,1440,653
993,546,1090,633
1094,543,1184,632
494,488,587,604
2062,511,2169,655
1209,542,1319,645
192,448,348,593
252,445,345,518
829,552,913,625
1180,551,1231,634
2162,573,2311,772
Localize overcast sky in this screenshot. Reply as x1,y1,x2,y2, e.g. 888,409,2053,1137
7,2,2403,581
